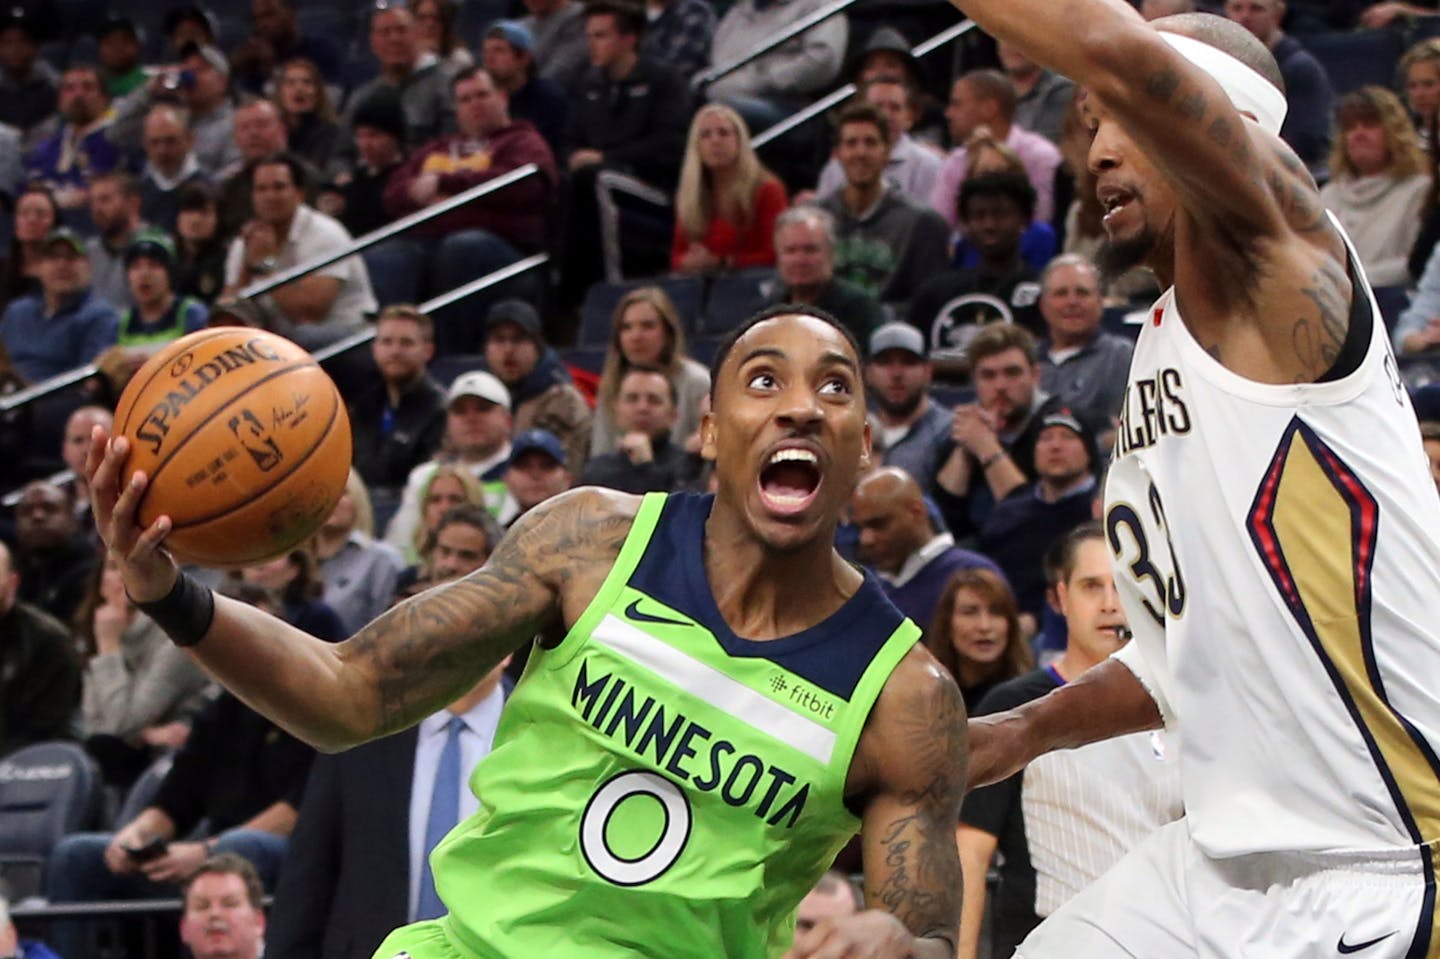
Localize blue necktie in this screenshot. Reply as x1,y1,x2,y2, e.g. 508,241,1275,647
417,716,463,920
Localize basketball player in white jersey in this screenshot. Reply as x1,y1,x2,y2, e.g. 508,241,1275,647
941,0,1440,956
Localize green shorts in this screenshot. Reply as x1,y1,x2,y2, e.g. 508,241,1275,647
372,920,473,959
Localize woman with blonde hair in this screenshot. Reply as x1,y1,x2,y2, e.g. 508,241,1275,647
924,568,1034,712
272,57,339,170
671,103,789,274
407,464,489,564
591,286,711,456
1320,86,1430,287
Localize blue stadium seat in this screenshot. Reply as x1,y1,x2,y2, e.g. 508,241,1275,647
112,753,174,829
561,345,608,376
0,741,102,900
1299,30,1405,96
428,354,487,390
362,238,426,308
698,268,774,337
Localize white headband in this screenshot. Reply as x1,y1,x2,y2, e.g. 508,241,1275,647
1159,32,1287,135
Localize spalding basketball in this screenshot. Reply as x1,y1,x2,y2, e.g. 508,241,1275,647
113,328,352,568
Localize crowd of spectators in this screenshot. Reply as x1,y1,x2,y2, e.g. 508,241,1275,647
4,0,1440,955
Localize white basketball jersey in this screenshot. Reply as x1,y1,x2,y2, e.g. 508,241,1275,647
1023,729,1183,917
1104,238,1440,860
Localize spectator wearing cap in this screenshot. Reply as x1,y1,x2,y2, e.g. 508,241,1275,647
138,103,213,233
0,6,58,142
978,406,1098,622
383,65,558,352
638,0,715,80
349,305,448,499
579,366,696,494
0,228,120,383
482,20,568,156
384,370,516,554
851,466,1003,630
484,299,593,474
328,89,408,237
174,180,228,301
163,4,219,57
219,99,323,237
113,43,241,179
222,151,376,350
85,171,148,309
114,230,209,351
865,322,953,493
26,64,123,210
519,0,588,93
96,228,206,397
340,3,451,153
229,0,342,96
96,16,147,98
1035,254,1132,439
500,428,573,526
765,206,885,344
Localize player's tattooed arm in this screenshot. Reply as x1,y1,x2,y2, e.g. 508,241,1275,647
341,487,635,741
849,650,966,959
1290,258,1352,381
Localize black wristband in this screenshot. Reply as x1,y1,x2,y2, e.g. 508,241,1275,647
133,572,216,648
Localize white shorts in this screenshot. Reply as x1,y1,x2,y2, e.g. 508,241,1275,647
1016,819,1438,959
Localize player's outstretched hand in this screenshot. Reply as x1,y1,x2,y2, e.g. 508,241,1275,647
782,909,915,958
85,425,179,604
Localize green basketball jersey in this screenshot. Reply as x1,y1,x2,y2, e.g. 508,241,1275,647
425,491,920,958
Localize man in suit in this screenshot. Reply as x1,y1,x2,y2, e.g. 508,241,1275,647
265,509,509,959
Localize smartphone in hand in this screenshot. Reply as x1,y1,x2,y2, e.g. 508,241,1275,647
125,836,169,863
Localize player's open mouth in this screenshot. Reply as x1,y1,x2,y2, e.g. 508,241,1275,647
757,445,822,516
1099,186,1135,227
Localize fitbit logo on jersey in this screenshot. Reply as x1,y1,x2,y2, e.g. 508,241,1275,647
134,337,287,454
572,662,811,828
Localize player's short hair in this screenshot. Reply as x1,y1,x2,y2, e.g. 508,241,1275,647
958,170,1036,223
377,303,435,341
1050,520,1105,585
707,304,864,402
182,853,264,910
966,322,1038,367
1152,12,1285,93
835,101,893,147
959,69,1016,122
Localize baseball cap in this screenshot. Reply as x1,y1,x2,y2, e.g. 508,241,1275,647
42,228,87,257
448,370,511,410
1038,408,1085,437
179,40,230,78
868,322,925,359
125,229,176,267
164,3,217,43
96,13,141,40
485,299,543,341
508,429,565,468
486,19,534,53
0,6,39,41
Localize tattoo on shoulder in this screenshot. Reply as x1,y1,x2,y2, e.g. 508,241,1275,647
869,675,967,945
1291,259,1351,380
346,490,636,737
1269,147,1327,234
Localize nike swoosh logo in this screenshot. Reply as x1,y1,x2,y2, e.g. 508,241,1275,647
624,599,692,628
1338,931,1398,954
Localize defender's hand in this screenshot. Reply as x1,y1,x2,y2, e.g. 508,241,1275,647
85,428,179,604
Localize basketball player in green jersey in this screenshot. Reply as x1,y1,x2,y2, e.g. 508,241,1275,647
85,306,967,959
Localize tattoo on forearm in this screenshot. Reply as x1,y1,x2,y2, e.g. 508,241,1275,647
343,491,633,737
869,678,967,949
1271,148,1327,234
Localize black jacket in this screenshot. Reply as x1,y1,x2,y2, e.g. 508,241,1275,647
565,58,690,187
578,434,697,495
348,375,448,492
0,601,80,758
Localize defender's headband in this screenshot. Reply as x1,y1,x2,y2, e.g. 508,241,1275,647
1159,32,1287,135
